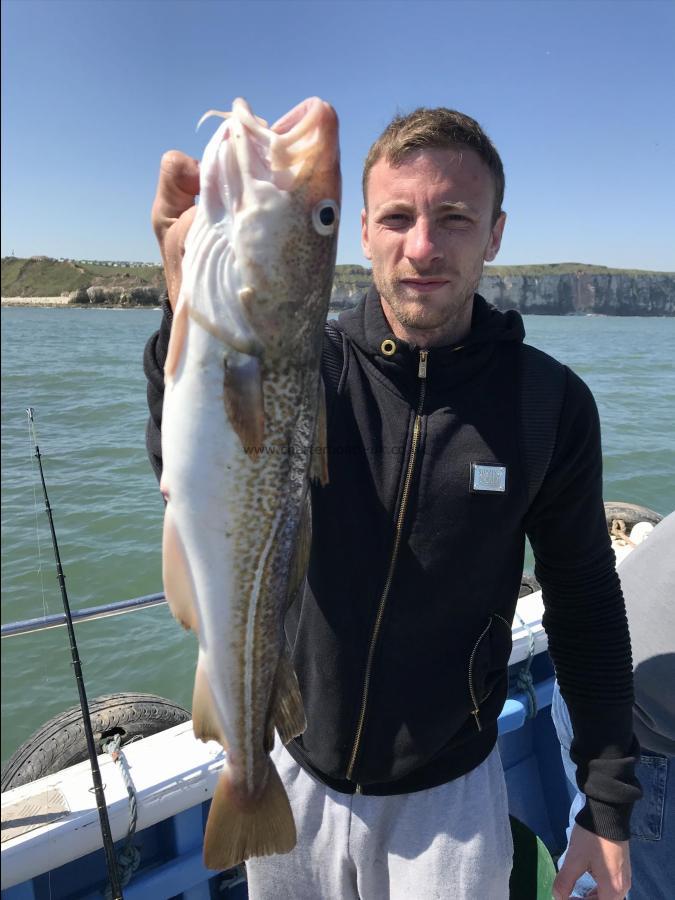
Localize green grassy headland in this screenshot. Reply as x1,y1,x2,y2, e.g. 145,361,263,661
2,256,671,301
1,256,165,298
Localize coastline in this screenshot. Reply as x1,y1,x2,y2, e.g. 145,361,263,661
1,297,161,309
2,296,72,307
1,297,343,314
2,296,673,317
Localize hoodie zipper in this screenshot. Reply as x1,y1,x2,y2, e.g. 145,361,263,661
348,350,428,788
467,614,511,731
468,620,492,732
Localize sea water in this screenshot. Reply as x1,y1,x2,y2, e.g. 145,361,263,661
1,307,674,765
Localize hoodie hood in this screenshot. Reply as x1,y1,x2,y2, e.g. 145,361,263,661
337,286,525,394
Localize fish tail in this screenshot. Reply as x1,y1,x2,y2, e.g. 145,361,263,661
203,760,296,870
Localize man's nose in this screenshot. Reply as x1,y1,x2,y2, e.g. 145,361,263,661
404,217,442,266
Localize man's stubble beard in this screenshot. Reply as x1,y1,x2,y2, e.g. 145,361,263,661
371,259,483,334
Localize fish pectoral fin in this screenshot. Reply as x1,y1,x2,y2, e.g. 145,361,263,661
269,646,306,745
203,760,296,870
223,355,265,452
309,377,329,486
162,509,200,632
192,658,228,748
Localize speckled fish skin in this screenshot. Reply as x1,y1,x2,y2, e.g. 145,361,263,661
160,97,340,870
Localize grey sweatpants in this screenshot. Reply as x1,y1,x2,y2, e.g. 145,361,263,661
245,742,513,900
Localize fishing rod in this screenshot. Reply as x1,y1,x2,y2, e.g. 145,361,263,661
26,408,124,900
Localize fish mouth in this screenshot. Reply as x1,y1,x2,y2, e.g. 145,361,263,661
188,97,340,348
271,97,317,136
232,96,338,189
270,97,339,191
271,96,336,144
201,97,338,211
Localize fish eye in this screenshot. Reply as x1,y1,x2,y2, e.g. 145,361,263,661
312,200,339,236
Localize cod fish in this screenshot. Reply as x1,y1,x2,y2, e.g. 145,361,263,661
160,96,340,870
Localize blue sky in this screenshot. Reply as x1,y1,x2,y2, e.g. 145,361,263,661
2,0,673,270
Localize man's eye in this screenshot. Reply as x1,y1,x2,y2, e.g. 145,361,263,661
382,214,409,225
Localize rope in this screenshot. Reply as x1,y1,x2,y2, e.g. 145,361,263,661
610,518,636,547
513,611,538,719
102,734,141,898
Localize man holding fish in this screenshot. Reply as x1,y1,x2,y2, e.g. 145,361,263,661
145,98,639,900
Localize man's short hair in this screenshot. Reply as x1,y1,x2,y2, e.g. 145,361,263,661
362,108,505,224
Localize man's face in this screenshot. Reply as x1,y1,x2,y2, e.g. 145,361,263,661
361,147,506,343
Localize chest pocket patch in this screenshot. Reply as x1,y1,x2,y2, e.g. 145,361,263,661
470,463,507,494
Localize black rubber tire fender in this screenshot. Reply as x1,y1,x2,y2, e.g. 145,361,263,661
1,692,190,792
604,501,663,532
519,573,541,597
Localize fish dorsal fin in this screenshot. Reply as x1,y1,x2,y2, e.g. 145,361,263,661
309,377,329,486
287,491,311,606
269,645,306,745
223,355,266,451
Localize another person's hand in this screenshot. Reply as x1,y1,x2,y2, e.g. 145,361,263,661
151,151,200,310
552,823,630,900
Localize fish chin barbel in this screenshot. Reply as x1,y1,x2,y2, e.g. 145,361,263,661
159,96,340,871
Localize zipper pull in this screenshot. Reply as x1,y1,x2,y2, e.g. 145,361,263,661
418,350,428,379
471,708,482,732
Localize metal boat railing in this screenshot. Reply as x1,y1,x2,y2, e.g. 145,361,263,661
1,592,167,639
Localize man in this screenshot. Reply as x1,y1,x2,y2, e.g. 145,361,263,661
145,107,641,899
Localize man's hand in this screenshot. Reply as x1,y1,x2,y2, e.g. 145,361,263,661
553,823,630,900
151,150,200,310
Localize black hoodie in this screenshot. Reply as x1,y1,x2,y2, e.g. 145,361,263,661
144,288,640,841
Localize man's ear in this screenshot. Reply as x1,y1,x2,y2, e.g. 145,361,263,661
484,211,506,262
361,208,372,260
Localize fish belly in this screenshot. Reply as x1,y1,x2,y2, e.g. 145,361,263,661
161,317,308,868
164,323,266,726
